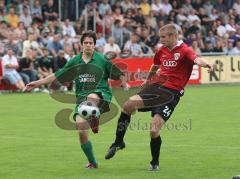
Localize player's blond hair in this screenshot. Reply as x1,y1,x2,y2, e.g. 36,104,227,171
160,24,178,36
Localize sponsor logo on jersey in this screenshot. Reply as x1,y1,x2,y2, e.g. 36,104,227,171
163,60,177,67
79,73,96,82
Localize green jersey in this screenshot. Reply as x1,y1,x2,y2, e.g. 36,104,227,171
54,51,123,103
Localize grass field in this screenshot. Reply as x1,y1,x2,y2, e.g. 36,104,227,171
0,84,240,179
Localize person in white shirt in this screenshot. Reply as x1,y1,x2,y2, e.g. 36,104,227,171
229,40,240,55
2,48,25,90
103,37,121,55
62,19,76,38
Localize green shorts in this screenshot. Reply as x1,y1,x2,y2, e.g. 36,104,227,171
73,91,112,120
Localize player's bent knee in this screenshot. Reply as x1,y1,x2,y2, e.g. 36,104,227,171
123,100,136,115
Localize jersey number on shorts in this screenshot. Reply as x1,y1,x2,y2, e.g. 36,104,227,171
163,106,172,117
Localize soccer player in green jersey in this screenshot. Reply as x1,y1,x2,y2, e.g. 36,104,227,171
24,30,128,169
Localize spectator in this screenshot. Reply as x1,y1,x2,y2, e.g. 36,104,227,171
123,33,143,56
22,32,43,57
98,0,112,16
160,0,172,15
229,39,240,55
201,40,215,53
19,49,38,84
31,0,43,23
5,7,19,29
121,0,135,13
151,0,162,14
139,0,151,16
103,36,121,55
37,48,54,79
209,8,219,21
74,20,83,37
2,48,25,90
14,21,27,41
176,8,188,26
187,9,201,25
5,33,22,56
182,0,193,15
203,0,214,16
233,0,240,15
20,6,32,28
62,18,76,37
72,42,81,55
53,50,67,72
214,0,227,13
191,40,201,54
42,0,58,21
46,33,63,57
18,0,31,15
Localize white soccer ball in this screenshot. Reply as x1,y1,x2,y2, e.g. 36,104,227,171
78,101,100,120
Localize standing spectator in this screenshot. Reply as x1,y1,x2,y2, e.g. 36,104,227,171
2,48,25,90
20,6,32,28
42,0,58,21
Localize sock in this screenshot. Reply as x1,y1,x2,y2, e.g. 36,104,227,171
114,112,131,144
150,136,162,166
81,141,97,165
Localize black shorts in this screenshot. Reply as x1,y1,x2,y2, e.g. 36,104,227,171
137,83,183,121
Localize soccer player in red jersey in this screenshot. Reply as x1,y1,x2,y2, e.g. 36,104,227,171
105,24,214,171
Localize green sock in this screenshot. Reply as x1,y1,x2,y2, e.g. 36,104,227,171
81,141,97,165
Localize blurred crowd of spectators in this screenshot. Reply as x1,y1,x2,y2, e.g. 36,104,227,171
0,0,240,91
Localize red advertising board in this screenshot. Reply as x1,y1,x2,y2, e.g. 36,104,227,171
110,57,201,87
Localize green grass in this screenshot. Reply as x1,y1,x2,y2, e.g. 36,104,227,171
0,84,240,179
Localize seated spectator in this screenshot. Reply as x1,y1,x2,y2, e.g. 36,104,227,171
14,22,27,41
53,50,67,72
18,0,31,15
62,19,76,38
5,7,19,29
20,6,32,28
18,49,38,84
5,33,22,56
72,42,81,55
42,0,58,21
139,0,151,16
2,48,25,90
31,0,43,24
229,40,240,55
123,33,143,57
103,36,121,55
98,0,112,16
201,40,215,53
160,0,173,15
37,48,54,79
233,0,240,15
22,32,43,57
46,34,63,57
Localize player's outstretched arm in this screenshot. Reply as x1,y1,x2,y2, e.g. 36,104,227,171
24,74,57,92
194,57,214,72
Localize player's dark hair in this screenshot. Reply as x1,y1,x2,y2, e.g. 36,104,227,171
80,30,97,45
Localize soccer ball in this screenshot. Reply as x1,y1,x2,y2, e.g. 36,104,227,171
78,101,100,120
